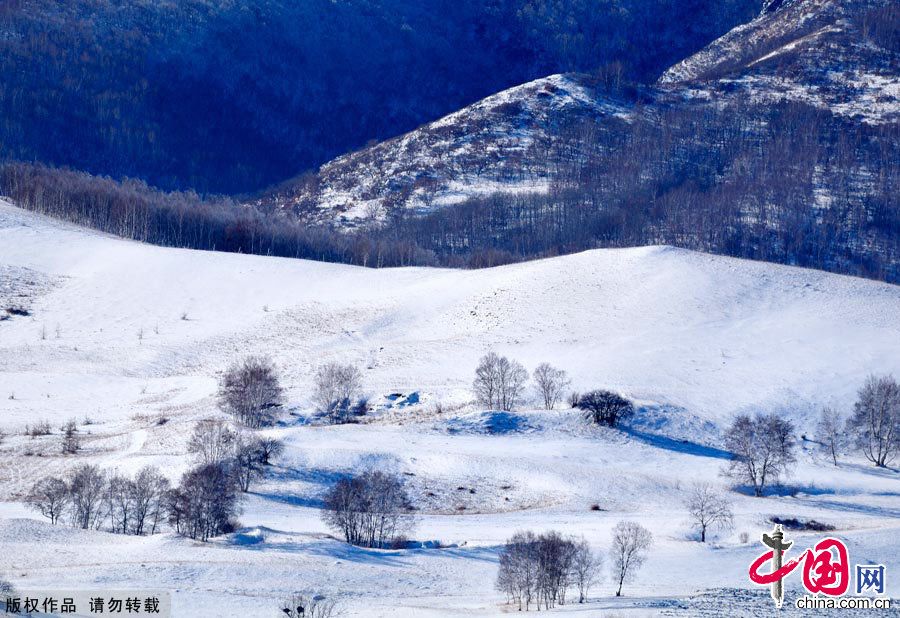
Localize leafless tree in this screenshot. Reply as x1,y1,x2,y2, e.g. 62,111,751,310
571,537,601,603
167,462,240,541
474,352,502,410
533,363,571,410
723,413,796,496
473,352,528,411
313,362,363,423
610,520,653,596
61,418,80,454
130,466,170,535
496,530,540,611
105,473,136,534
577,390,634,427
817,406,846,466
233,432,264,493
68,464,107,530
847,374,900,467
321,470,412,548
25,477,69,525
278,593,341,618
255,436,284,466
685,483,733,542
187,420,235,465
219,356,283,428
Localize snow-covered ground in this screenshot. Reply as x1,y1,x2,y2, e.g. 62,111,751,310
1,200,898,616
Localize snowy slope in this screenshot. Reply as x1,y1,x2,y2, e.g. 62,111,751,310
659,0,899,124
251,74,631,227
1,201,899,616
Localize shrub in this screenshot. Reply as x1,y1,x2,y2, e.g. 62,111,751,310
577,391,634,427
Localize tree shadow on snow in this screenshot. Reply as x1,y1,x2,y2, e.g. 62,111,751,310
620,427,732,460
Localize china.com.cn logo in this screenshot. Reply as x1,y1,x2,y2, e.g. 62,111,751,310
748,525,887,609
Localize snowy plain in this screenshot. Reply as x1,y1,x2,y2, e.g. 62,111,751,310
0,200,898,616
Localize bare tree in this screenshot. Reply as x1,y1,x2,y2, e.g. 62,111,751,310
610,521,653,596
278,593,340,618
321,470,412,548
105,473,136,534
577,390,634,427
187,420,235,465
817,406,846,466
847,374,900,468
219,356,283,428
571,538,601,603
25,477,69,525
533,363,571,410
685,483,733,542
255,436,284,466
497,357,528,412
233,432,264,493
723,413,796,496
167,462,240,541
61,418,80,454
313,362,363,423
474,352,502,409
473,352,528,411
496,530,539,611
68,464,107,530
130,466,170,535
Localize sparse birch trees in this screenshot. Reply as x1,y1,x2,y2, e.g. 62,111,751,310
473,352,528,411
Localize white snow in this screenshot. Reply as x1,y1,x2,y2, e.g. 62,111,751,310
1,200,898,616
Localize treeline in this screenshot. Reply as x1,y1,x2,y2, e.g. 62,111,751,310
0,162,435,267
0,0,757,193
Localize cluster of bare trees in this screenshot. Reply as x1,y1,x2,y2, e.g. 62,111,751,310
719,374,898,498
816,374,900,468
186,420,283,493
723,413,796,497
321,470,412,548
497,521,652,610
496,531,600,611
313,363,365,423
166,462,242,541
473,353,529,411
473,354,572,412
27,420,285,542
576,391,634,428
26,464,169,534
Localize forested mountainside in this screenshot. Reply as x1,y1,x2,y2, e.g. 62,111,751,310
251,0,899,281
0,0,758,193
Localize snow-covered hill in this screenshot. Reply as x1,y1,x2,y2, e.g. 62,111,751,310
659,0,899,124
252,74,630,227
251,0,898,232
1,201,899,615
